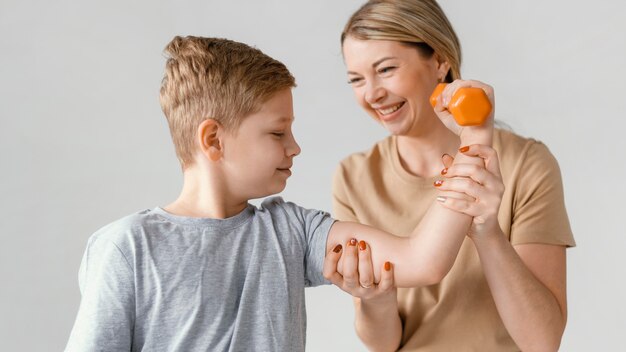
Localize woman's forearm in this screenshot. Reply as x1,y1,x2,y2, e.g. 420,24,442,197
473,233,566,351
402,136,491,284
354,296,402,352
403,193,471,283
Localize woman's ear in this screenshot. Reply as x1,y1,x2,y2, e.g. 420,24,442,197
434,53,451,82
197,119,223,162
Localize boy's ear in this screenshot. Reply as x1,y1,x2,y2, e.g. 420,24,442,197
197,119,223,162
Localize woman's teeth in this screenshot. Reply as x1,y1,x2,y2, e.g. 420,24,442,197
378,102,404,115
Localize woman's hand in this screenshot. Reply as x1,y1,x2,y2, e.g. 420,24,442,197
323,239,396,301
433,79,495,146
435,144,504,239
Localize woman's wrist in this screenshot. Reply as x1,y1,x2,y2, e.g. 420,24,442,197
459,134,492,147
459,123,494,147
469,225,506,247
358,290,398,309
451,151,483,167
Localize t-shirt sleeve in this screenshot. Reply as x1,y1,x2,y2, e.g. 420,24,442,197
332,162,359,222
510,141,576,247
299,206,335,288
269,198,335,288
65,236,135,352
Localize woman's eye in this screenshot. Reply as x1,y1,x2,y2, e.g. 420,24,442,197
271,132,285,137
347,77,362,84
378,66,396,74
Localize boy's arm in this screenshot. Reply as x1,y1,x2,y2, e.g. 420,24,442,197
326,182,470,287
326,129,492,287
65,237,134,352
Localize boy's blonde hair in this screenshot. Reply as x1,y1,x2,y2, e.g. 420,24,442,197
341,0,461,82
159,36,296,169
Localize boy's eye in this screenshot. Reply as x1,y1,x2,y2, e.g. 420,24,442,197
271,132,285,137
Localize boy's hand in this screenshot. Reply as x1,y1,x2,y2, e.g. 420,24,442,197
433,79,495,146
323,240,395,300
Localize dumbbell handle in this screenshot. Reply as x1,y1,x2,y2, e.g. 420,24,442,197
429,83,492,126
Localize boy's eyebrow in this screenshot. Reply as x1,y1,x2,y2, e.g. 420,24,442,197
272,116,294,123
347,56,397,75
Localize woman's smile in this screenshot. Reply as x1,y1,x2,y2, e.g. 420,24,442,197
376,101,406,122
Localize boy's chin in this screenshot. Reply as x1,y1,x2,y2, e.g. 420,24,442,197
268,181,288,196
247,181,288,200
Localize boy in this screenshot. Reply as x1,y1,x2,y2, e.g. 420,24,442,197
65,36,490,351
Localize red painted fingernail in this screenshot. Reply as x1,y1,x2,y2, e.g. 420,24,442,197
459,146,470,153
434,180,443,187
349,238,357,246
384,261,391,271
333,244,342,253
441,168,448,175
358,240,366,251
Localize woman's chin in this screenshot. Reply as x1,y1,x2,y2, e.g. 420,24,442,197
381,120,411,136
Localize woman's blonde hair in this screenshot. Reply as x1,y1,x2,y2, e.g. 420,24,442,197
341,0,461,82
159,36,295,169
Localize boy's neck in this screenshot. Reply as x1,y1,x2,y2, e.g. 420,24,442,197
163,165,248,219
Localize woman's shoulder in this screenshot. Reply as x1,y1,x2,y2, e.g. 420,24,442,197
494,128,561,178
335,136,396,184
495,128,554,159
338,136,394,172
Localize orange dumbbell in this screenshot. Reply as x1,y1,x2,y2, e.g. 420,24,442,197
429,83,492,126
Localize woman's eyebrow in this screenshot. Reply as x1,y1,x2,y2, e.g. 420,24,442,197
347,56,397,75
372,56,396,67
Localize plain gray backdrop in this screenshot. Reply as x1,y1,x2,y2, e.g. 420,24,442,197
1,0,625,350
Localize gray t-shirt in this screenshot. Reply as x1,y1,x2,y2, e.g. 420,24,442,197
65,197,334,352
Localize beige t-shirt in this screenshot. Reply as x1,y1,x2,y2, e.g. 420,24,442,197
332,129,575,351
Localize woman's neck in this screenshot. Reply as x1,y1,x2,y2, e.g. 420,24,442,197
396,121,460,178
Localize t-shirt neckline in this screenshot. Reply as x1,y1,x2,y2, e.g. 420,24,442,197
388,135,440,187
151,204,255,229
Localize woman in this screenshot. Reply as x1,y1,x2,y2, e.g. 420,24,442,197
331,0,576,351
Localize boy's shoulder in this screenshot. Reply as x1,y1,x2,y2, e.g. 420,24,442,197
258,197,334,240
87,209,156,249
259,197,330,220
259,196,295,213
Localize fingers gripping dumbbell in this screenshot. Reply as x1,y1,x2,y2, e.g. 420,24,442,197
429,83,492,126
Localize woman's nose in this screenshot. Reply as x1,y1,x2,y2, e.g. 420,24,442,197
365,81,386,105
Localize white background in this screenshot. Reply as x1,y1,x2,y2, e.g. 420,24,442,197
1,0,624,350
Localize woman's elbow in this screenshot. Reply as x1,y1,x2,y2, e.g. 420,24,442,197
354,322,401,352
521,337,562,352
517,321,566,352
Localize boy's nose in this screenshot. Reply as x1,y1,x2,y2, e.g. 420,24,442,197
287,137,301,157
